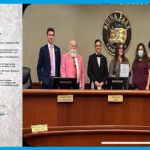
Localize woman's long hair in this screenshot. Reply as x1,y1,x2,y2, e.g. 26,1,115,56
114,42,126,61
133,43,149,64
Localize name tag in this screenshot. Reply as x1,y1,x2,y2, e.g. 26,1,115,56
57,95,73,103
108,95,123,102
31,124,48,133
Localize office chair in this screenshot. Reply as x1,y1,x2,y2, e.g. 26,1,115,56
23,67,32,89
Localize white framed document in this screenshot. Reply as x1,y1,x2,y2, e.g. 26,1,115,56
120,63,129,78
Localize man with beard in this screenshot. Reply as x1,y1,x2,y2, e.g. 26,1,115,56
60,40,85,89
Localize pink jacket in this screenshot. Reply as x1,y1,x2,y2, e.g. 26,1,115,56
60,53,85,89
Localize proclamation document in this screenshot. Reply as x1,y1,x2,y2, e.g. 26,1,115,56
119,63,129,78
0,5,22,146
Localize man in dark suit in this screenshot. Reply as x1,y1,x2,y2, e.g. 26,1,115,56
37,27,61,89
88,39,108,89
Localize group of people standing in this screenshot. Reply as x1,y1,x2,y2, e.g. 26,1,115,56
37,27,150,90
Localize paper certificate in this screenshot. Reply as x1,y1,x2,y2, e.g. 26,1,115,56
119,63,129,77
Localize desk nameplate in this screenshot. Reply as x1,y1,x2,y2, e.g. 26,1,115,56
57,95,73,103
108,95,123,102
31,124,48,133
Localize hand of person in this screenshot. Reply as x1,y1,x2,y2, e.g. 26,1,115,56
145,85,149,90
99,82,104,88
39,81,42,85
94,81,100,87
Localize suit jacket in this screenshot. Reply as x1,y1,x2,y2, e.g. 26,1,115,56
60,53,85,89
109,57,129,77
88,53,108,84
37,44,61,88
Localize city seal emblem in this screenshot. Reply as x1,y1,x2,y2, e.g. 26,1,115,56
102,11,131,55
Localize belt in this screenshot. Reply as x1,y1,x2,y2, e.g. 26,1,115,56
50,76,55,79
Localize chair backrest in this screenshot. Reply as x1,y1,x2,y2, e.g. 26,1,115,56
107,77,125,90
23,67,32,89
111,79,124,89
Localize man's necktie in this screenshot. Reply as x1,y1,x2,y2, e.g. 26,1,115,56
50,46,54,76
73,57,77,77
96,55,102,58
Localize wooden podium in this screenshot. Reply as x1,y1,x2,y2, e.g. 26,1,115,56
23,89,150,146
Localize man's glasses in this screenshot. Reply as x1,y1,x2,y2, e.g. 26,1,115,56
95,45,102,47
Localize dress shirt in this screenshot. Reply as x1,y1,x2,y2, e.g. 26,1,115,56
48,43,56,76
